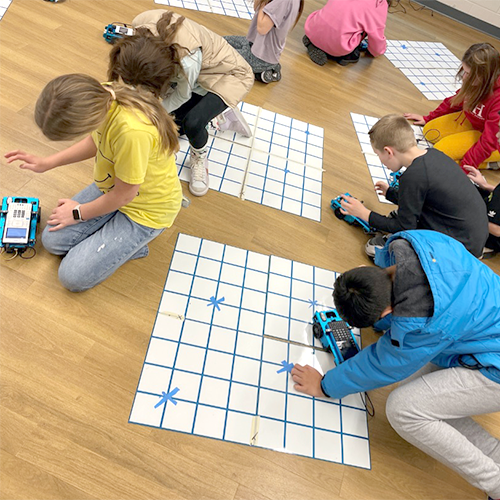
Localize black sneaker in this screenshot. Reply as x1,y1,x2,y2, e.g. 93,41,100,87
303,35,327,66
336,47,361,66
260,67,281,84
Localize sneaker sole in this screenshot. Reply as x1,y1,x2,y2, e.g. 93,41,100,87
189,183,209,197
231,107,252,137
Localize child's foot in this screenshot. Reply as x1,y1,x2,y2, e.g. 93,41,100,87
480,247,498,260
365,234,389,259
302,35,327,66
336,47,361,66
216,107,252,137
258,66,281,84
189,147,209,196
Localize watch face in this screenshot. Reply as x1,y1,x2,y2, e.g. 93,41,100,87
72,208,80,220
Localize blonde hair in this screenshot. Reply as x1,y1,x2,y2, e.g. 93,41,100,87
35,74,179,154
368,114,416,152
452,43,500,112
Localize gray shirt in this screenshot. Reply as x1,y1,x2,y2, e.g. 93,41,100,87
247,0,301,64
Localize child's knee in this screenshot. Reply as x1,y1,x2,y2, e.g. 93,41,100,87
41,226,65,255
182,114,205,140
385,386,414,434
57,259,94,292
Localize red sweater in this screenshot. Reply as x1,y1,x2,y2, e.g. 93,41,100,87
423,77,500,169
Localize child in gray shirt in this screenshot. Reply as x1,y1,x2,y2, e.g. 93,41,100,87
225,0,303,83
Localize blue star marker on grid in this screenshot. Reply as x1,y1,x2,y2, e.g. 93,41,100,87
284,167,290,175
277,360,294,374
208,295,225,311
308,299,319,309
154,387,179,408
401,44,407,49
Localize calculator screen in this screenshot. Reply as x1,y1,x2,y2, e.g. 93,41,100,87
6,228,27,238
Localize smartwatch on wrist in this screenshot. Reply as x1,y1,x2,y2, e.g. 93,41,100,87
72,204,84,222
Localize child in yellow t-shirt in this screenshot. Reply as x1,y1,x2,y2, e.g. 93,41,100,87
5,74,182,292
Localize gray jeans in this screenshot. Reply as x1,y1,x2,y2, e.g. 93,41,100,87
386,363,500,497
42,183,164,292
224,36,279,74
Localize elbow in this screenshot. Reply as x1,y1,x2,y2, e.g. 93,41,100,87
256,24,271,36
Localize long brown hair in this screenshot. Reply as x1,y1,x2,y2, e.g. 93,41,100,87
108,11,187,98
254,0,304,28
451,43,500,112
35,74,179,154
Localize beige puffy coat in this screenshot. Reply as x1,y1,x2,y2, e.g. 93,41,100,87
132,9,254,108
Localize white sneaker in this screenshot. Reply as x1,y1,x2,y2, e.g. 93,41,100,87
189,149,209,196
487,161,500,170
217,107,252,137
365,234,389,258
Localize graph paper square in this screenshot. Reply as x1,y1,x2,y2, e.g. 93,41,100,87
130,234,370,468
385,40,461,100
176,102,324,221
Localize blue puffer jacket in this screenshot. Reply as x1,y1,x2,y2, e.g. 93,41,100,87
321,230,500,399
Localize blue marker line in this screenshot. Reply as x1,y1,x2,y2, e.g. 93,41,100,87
277,360,294,374
207,295,225,311
154,387,180,408
308,299,319,309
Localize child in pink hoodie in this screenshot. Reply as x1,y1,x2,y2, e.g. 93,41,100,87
303,0,391,66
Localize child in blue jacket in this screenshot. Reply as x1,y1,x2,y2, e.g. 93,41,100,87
291,230,500,499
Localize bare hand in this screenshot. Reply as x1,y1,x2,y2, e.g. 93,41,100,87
291,364,327,398
47,199,79,231
339,195,371,221
375,181,389,197
464,165,488,189
4,150,53,173
403,113,425,126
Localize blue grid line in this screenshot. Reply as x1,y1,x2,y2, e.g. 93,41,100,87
133,234,370,468
159,236,202,429
129,232,188,425
245,163,321,196
138,386,368,439
222,247,249,439
311,266,317,457
253,251,272,437
139,360,367,411
281,259,295,449
191,244,227,432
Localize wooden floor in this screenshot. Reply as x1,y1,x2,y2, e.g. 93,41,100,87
1,1,500,499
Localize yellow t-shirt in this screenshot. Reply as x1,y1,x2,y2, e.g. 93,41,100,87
91,101,182,229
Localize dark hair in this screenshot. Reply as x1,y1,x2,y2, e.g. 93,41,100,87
333,267,392,328
108,11,186,98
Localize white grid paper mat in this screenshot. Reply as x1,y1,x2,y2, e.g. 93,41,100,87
130,234,370,469
0,0,12,20
154,0,254,19
350,113,432,204
385,40,461,100
177,102,324,221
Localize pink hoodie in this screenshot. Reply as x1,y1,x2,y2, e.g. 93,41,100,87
304,0,388,57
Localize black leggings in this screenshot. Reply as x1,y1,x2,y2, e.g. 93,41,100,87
172,92,228,149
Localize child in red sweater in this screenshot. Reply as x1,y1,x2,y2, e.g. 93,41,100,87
405,43,500,171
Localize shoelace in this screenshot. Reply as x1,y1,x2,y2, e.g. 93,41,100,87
190,152,207,182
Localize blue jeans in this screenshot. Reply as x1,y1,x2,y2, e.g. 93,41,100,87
42,183,164,292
